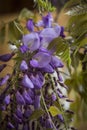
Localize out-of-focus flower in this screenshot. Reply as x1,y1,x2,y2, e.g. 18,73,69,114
20,44,29,53
22,32,40,51
22,74,34,89
26,19,34,32
20,60,28,71
16,91,25,105
0,74,10,86
4,95,10,105
0,52,15,62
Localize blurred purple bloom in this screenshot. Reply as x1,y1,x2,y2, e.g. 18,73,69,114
20,60,28,71
40,28,60,48
28,89,34,99
42,64,54,73
0,64,6,72
58,114,64,123
20,44,29,53
13,114,22,124
22,32,40,51
24,108,32,118
16,107,23,119
30,51,51,68
30,73,44,89
7,122,15,129
34,95,40,109
50,56,64,68
4,95,10,105
16,91,25,105
26,19,34,32
0,52,15,62
36,13,53,28
22,74,34,89
0,105,6,111
0,74,10,86
23,90,33,104
51,93,56,101
45,119,53,128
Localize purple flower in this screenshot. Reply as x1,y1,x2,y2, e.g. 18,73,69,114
30,73,44,89
28,89,34,99
23,90,33,104
58,114,64,123
7,122,15,129
51,93,56,101
34,95,40,109
22,32,40,51
0,52,15,62
30,51,51,68
26,19,34,32
22,74,34,89
36,13,53,28
50,56,64,68
0,74,10,86
24,108,32,118
0,64,6,72
60,26,65,38
20,60,28,71
4,95,10,105
16,107,23,119
42,64,54,73
45,119,53,128
40,28,60,48
16,91,25,105
20,44,29,53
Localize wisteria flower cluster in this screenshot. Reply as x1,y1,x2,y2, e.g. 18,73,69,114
0,13,74,130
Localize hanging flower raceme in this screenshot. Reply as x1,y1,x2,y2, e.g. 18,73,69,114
0,13,75,130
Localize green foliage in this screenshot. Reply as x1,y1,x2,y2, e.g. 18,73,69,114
49,106,61,117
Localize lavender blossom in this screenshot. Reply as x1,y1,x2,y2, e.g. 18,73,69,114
26,19,34,32
0,74,10,86
20,60,28,71
16,91,25,105
22,74,34,89
22,32,40,51
0,52,15,62
4,95,10,105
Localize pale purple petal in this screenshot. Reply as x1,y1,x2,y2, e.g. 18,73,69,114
30,51,51,68
22,32,40,51
42,64,54,73
26,19,34,32
0,74,10,86
50,56,64,68
23,90,33,104
20,60,28,71
16,91,25,105
16,107,23,119
4,95,10,105
22,74,34,89
34,95,40,109
20,44,28,53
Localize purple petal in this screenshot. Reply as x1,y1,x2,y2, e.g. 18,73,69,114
54,24,61,36
36,20,44,27
7,122,15,129
24,108,32,118
30,51,51,68
26,19,34,32
0,52,15,62
42,64,54,73
50,56,64,68
45,119,53,128
20,60,28,71
0,74,10,86
60,26,65,38
28,89,34,100
22,32,40,51
0,64,7,72
30,73,44,89
16,107,23,119
16,91,25,105
40,28,59,48
58,114,64,123
34,95,40,109
4,95,10,105
20,44,29,53
51,93,56,101
23,90,33,104
22,74,34,89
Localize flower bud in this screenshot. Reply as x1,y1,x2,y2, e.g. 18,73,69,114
0,52,15,62
0,74,10,86
4,95,10,105
20,60,28,71
16,91,25,105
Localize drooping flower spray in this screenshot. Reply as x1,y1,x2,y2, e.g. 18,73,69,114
0,13,75,130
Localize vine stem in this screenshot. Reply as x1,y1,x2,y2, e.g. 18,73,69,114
41,90,57,130
50,75,68,130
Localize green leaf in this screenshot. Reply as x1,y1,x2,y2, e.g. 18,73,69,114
18,8,34,21
49,106,61,117
8,21,22,42
29,109,44,121
48,37,71,65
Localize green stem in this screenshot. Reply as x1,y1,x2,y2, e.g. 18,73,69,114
49,75,68,130
41,90,57,130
